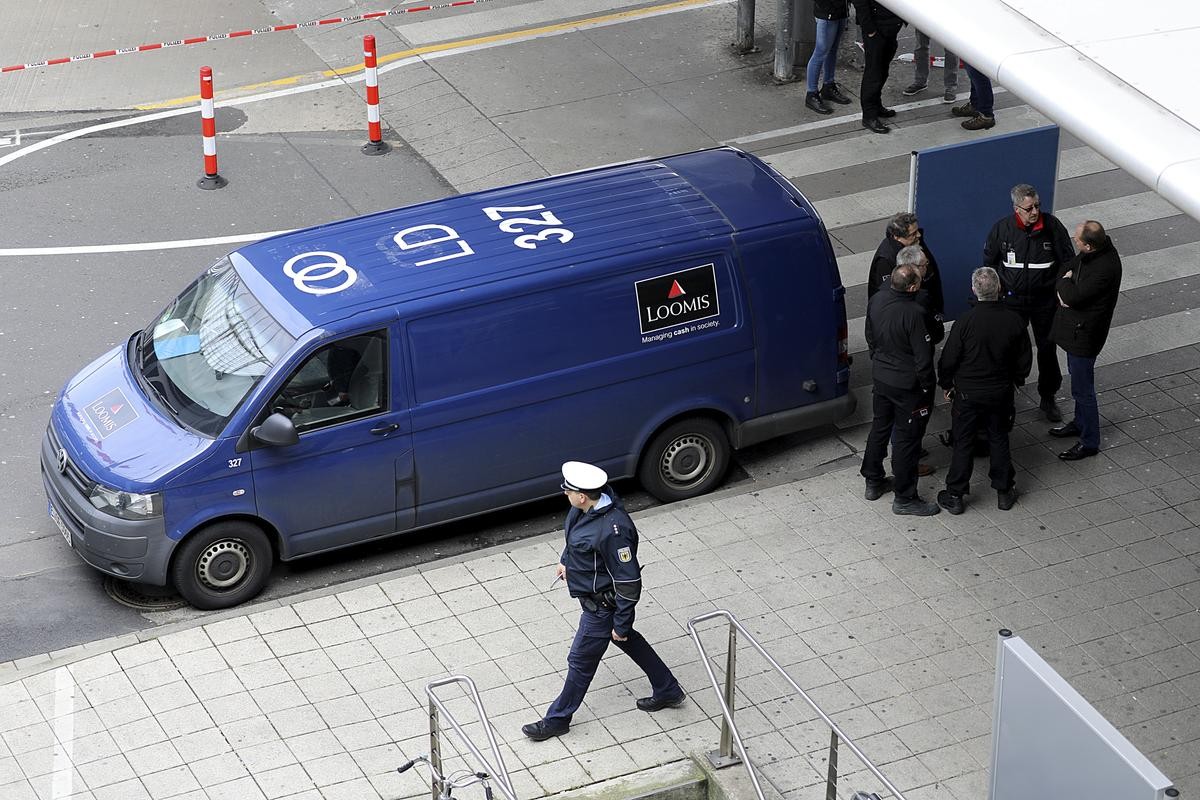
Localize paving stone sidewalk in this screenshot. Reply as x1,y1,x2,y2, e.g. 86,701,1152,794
1,363,1197,800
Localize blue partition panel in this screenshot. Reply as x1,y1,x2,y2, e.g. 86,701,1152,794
912,125,1060,320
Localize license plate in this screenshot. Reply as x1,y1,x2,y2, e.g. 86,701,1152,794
48,502,72,548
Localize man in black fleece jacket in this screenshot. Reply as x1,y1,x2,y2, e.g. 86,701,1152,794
936,267,1032,515
861,264,940,516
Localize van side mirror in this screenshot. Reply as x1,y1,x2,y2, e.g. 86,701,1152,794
251,413,299,447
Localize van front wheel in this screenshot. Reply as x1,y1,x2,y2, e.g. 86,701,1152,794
171,521,272,610
639,418,730,502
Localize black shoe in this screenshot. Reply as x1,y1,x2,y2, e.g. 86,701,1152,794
878,107,897,118
1040,398,1063,423
820,82,852,104
636,691,686,712
1048,422,1080,438
865,477,893,501
805,91,833,115
862,117,890,134
892,497,941,516
1059,443,1099,461
997,488,1018,511
936,490,964,515
961,114,996,131
521,720,569,741
951,101,977,118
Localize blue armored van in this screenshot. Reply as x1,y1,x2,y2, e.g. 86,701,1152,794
41,147,854,609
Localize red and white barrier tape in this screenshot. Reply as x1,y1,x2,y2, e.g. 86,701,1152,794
2,1,497,75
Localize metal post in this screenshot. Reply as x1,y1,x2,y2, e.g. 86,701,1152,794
793,0,816,77
773,0,796,81
733,0,757,54
707,622,742,768
428,700,441,800
825,729,839,800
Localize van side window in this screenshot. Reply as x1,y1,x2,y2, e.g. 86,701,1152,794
269,331,388,433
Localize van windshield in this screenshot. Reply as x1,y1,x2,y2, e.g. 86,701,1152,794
136,257,296,436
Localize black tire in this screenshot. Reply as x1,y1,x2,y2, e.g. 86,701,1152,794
171,521,273,610
638,417,731,502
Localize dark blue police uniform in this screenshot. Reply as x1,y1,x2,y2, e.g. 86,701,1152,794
542,487,682,728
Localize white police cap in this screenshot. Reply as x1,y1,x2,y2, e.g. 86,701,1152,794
561,461,607,492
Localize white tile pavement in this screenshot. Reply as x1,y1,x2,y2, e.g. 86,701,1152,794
1,451,1198,799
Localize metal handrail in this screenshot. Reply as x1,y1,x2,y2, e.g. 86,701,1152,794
424,675,518,800
687,610,909,800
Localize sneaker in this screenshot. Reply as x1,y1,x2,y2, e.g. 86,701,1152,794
805,91,833,115
865,477,893,501
820,82,852,105
902,81,927,96
1040,397,1063,423
636,691,686,712
951,101,977,118
961,114,996,131
937,490,965,515
997,488,1018,511
892,497,941,516
942,89,957,103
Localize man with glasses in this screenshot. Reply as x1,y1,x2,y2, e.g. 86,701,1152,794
522,461,685,741
983,184,1076,422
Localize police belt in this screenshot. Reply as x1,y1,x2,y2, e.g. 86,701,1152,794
579,592,617,613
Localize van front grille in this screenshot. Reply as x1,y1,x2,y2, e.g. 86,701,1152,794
46,421,94,496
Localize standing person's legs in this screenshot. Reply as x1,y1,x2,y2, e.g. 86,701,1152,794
861,385,898,486
806,18,836,94
860,33,887,119
985,398,1016,491
888,385,924,502
944,398,982,496
905,29,930,93
543,610,611,726
612,629,682,700
1067,353,1101,450
1028,303,1062,402
963,64,994,117
942,47,959,91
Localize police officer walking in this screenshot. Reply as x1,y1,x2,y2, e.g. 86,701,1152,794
982,183,1076,422
860,264,940,516
935,267,1032,515
522,462,685,741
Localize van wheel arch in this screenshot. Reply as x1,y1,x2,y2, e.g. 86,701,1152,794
170,517,279,610
637,412,733,503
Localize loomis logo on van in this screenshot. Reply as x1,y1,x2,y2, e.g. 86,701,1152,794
635,264,720,334
83,388,139,439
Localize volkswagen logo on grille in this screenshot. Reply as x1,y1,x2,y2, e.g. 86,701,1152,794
57,448,69,475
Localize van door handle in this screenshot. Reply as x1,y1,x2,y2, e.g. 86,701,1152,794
370,423,400,435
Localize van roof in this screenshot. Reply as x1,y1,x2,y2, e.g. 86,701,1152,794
234,147,816,330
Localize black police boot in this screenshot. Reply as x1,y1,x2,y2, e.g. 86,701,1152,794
997,488,1019,511
864,477,893,501
1040,397,1063,422
521,719,569,741
861,117,890,134
892,496,941,516
637,691,686,712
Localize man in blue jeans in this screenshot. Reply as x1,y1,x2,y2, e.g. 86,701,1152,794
522,462,685,741
1049,221,1123,460
952,63,996,131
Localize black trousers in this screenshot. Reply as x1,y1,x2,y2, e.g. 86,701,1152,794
861,382,929,501
860,27,900,119
945,391,1016,495
1015,303,1061,400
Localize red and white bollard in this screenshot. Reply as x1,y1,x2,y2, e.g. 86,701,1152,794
361,35,390,155
197,66,227,189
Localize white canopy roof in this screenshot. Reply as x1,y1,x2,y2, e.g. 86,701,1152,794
882,0,1200,221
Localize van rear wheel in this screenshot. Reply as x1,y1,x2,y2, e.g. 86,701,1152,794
171,521,272,610
639,418,730,502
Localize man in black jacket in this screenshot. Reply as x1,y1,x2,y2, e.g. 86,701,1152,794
982,183,1075,422
935,267,1032,515
1049,221,1123,460
522,461,685,741
861,264,940,516
852,0,905,133
867,213,946,322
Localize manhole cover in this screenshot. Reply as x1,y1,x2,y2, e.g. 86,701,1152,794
103,577,188,611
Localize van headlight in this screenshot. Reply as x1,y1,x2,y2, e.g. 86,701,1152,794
87,484,163,519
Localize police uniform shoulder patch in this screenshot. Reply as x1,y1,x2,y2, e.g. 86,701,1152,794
617,546,632,563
